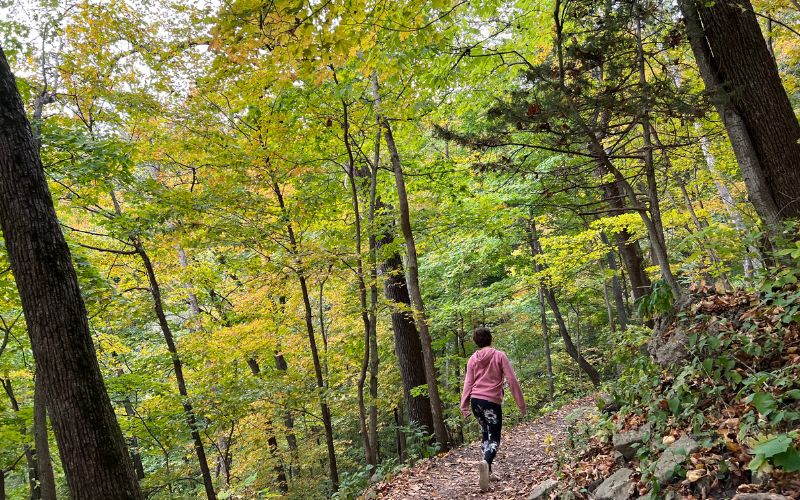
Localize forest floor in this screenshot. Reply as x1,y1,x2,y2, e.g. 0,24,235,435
373,397,596,499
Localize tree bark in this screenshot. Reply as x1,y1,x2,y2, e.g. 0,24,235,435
33,374,56,500
373,75,449,450
377,227,435,434
600,181,652,301
679,0,800,223
0,47,142,500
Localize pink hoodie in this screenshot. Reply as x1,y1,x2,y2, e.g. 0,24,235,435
460,347,527,417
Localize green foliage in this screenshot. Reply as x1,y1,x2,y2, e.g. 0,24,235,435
635,280,675,321
2,0,797,496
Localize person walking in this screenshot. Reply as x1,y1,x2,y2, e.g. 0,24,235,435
460,326,527,491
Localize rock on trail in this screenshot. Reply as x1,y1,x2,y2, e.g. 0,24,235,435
373,397,595,499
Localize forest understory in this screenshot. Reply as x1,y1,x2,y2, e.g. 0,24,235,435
2,0,800,499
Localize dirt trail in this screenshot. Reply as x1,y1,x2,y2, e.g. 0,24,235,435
374,397,595,499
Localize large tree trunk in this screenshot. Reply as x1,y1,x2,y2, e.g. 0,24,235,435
378,229,436,434
600,181,652,302
33,374,57,500
373,75,449,450
0,47,142,500
679,0,800,223
381,125,449,449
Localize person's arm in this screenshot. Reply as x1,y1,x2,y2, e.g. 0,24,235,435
502,353,527,416
460,357,475,417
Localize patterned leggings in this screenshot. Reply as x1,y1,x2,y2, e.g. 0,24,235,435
470,397,503,468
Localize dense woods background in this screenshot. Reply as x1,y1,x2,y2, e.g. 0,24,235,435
0,0,799,498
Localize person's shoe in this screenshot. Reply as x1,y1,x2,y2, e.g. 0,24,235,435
478,460,490,491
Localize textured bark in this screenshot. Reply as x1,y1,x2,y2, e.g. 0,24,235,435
680,0,800,223
0,47,142,500
379,119,449,450
33,375,56,500
378,235,435,434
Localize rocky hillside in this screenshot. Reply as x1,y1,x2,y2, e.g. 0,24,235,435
533,284,800,500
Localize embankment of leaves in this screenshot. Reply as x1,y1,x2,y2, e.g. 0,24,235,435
556,283,800,499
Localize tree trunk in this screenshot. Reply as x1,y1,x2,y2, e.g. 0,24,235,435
373,75,449,450
0,47,143,500
601,181,652,301
134,243,217,500
697,125,761,277
635,17,682,302
378,230,436,434
341,96,378,466
679,0,800,223
33,374,57,500
1,379,40,500
394,407,407,462
273,349,299,460
527,218,601,386
537,288,555,401
600,233,628,331
367,133,381,464
247,359,288,493
374,103,449,450
271,180,339,489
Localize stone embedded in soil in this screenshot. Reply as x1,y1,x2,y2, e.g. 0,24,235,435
593,467,636,500
649,327,689,368
613,425,651,460
653,434,699,485
527,478,558,500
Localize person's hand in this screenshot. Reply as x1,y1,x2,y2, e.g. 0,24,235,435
461,409,471,418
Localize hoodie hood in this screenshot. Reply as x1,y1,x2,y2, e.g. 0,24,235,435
472,347,497,366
